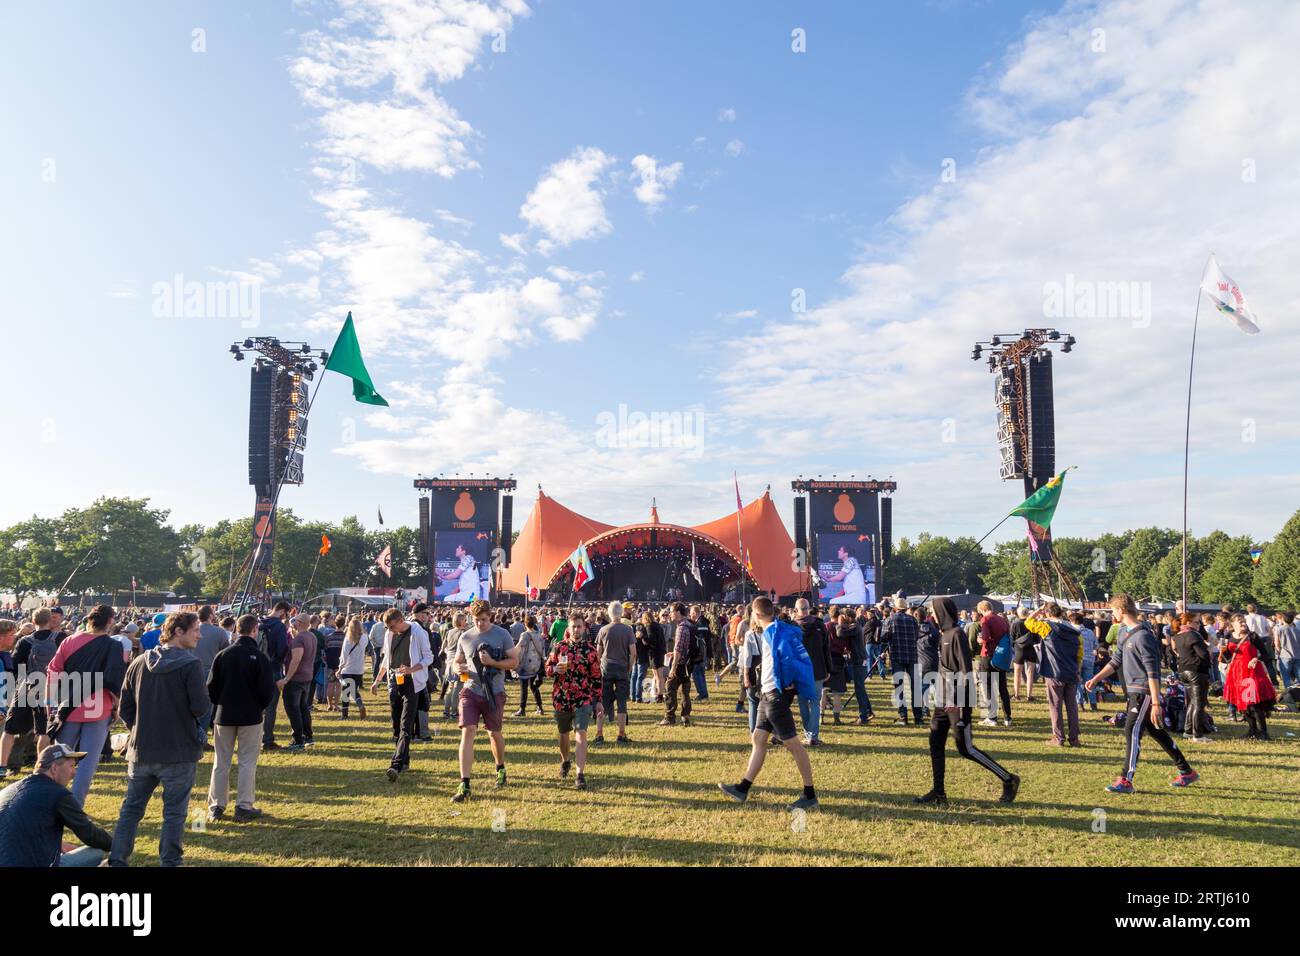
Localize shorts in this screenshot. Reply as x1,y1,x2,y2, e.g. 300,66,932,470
458,689,507,732
652,653,665,669
1014,645,1038,665
755,688,799,741
601,673,630,715
3,705,47,738
825,668,847,694
555,705,593,734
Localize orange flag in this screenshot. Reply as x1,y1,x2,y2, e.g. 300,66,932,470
320,534,332,556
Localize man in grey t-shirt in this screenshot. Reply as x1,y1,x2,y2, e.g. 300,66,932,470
595,601,637,743
451,600,520,803
196,606,230,744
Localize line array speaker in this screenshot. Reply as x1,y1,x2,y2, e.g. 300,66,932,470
1025,350,1056,480
500,494,514,565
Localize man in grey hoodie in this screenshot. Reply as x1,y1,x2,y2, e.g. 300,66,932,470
109,610,209,866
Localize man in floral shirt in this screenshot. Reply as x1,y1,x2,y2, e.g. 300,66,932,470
544,613,601,791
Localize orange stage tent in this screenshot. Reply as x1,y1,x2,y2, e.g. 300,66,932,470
499,488,804,597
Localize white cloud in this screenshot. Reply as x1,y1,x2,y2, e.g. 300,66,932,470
628,270,646,282
629,154,683,210
499,231,528,255
519,146,615,251
711,0,1300,541
717,107,736,122
724,138,745,158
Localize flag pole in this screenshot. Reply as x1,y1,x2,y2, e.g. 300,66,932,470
303,549,324,606
1181,287,1204,608
919,512,1017,605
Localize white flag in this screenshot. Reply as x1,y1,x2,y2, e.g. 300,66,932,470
375,544,393,578
1200,254,1260,334
690,541,703,586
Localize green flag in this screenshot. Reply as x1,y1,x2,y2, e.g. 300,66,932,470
324,312,388,407
1009,468,1073,528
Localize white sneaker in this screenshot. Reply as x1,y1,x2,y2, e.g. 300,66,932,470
979,717,998,727
1002,719,1013,727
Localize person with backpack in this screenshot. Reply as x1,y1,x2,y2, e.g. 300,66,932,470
257,602,291,751
0,608,60,774
974,600,1013,728
44,605,130,805
659,603,695,727
1172,612,1212,739
512,615,547,717
913,598,1020,807
337,616,369,719
718,597,819,811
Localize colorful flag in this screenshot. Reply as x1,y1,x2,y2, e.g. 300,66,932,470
690,541,703,586
325,312,390,405
319,534,332,556
131,575,137,590
745,548,754,572
1249,547,1263,566
569,543,595,590
375,544,393,578
525,573,538,601
1010,468,1073,529
1200,255,1260,335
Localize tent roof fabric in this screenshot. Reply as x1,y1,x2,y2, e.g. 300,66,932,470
500,489,803,597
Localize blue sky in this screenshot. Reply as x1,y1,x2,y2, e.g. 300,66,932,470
3,0,1297,547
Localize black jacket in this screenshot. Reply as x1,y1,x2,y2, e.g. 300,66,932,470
797,616,833,682
119,645,209,764
0,773,112,867
861,616,881,645
207,636,277,727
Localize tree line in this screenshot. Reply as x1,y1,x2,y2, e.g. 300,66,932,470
2,497,1297,609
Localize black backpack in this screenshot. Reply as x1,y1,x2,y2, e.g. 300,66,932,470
688,624,707,666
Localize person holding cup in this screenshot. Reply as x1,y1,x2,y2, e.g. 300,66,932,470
545,613,602,790
372,608,433,783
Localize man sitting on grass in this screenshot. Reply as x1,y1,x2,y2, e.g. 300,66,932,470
0,744,113,867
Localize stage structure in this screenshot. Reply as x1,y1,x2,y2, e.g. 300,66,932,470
414,477,515,604
972,328,1080,601
791,478,895,605
226,337,327,605
499,489,803,602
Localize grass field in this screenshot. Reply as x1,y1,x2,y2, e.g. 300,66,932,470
68,674,1300,867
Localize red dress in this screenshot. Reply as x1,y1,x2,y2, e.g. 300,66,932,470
1223,638,1276,710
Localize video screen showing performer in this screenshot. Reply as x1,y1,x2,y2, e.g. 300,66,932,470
433,530,493,603
815,532,875,605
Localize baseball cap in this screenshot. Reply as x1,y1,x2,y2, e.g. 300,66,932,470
37,743,87,770
122,622,140,635
152,612,167,626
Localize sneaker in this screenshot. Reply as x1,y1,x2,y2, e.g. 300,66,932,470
452,782,470,802
893,718,909,726
285,744,305,754
1106,776,1135,794
0,768,10,779
1171,770,1199,788
512,708,525,717
417,735,433,743
1002,719,1013,728
303,740,315,748
832,715,843,725
535,708,545,717
681,716,692,727
386,767,400,783
616,735,630,744
575,774,587,791
913,790,947,806
979,718,998,727
1000,773,1021,804
233,806,262,823
657,718,676,726
207,806,225,822
560,759,571,779
593,735,605,745
263,741,281,751
787,794,820,812
808,738,824,748
718,782,749,803
494,767,507,790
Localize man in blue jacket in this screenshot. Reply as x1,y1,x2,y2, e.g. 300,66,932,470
718,597,819,811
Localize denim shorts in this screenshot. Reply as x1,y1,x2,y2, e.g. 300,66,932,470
756,688,799,741
555,704,593,734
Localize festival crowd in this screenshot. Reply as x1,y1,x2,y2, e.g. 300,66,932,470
0,592,1293,866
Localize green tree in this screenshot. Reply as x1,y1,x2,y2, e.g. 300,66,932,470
983,538,1031,594
61,497,182,594
0,516,74,597
1255,509,1300,609
1111,527,1180,599
1197,535,1258,607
